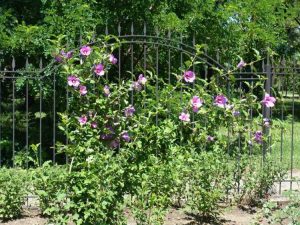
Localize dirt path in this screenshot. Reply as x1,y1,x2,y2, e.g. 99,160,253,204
0,207,256,225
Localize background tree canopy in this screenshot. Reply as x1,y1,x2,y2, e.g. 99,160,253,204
0,0,299,60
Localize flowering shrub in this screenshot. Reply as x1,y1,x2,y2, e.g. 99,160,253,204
52,35,281,224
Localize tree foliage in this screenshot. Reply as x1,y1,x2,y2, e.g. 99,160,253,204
0,0,299,59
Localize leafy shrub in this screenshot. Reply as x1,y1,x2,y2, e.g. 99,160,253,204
185,149,233,219
33,153,127,225
236,155,286,206
128,155,175,225
66,152,127,225
32,162,69,223
0,168,28,221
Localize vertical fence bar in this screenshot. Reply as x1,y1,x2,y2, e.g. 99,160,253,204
167,30,171,118
279,56,285,194
79,33,83,65
249,64,254,155
24,58,29,207
192,33,196,126
290,59,295,190
216,50,220,85
65,41,70,164
204,48,208,81
65,79,69,164
204,48,208,152
261,59,265,164
237,65,243,193
0,67,2,167
39,58,43,166
168,30,171,84
263,54,271,161
25,58,29,168
12,56,15,167
143,23,147,109
131,23,134,106
118,23,121,89
269,56,274,154
155,29,159,126
226,70,230,155
105,23,109,80
53,70,56,163
143,22,147,75
117,23,122,150
180,33,183,105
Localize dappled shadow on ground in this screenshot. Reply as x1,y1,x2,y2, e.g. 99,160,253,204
184,212,233,225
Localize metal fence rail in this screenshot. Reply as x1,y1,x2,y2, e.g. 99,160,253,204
0,24,299,193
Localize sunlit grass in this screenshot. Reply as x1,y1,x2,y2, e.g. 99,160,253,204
270,119,300,169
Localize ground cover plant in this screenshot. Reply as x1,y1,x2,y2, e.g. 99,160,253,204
253,191,300,225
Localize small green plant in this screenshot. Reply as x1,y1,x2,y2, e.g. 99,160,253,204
14,143,40,168
254,191,300,225
0,168,28,221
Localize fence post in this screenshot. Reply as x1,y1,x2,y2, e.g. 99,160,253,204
263,53,272,161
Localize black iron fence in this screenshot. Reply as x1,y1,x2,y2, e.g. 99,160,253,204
0,24,299,192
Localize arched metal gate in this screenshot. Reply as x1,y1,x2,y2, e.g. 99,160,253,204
0,24,299,193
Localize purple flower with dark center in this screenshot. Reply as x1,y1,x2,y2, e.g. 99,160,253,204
103,85,110,97
121,131,131,142
67,75,80,88
79,85,87,95
109,54,118,64
214,95,228,108
110,139,119,149
55,55,63,63
254,131,263,144
191,96,203,112
78,115,88,125
94,64,105,76
61,50,73,59
124,105,135,117
183,71,196,83
261,93,276,108
237,59,246,69
179,112,190,122
263,118,270,127
100,134,113,140
91,122,97,129
80,45,92,56
138,74,147,85
100,126,115,140
233,110,240,117
207,135,214,142
131,81,142,91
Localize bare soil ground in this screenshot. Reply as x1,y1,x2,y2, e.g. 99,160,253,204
0,207,257,225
